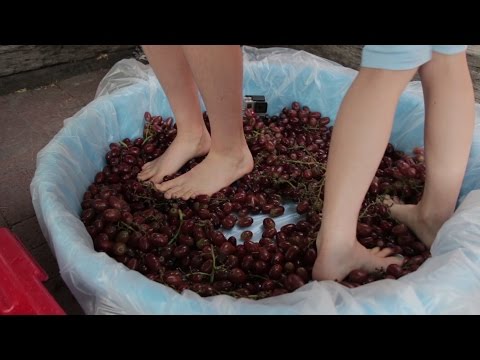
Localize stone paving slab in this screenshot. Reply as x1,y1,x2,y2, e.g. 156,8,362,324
0,69,114,314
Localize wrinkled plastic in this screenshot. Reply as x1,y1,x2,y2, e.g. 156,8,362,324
31,46,480,314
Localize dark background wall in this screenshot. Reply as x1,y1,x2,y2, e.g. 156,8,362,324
1,45,479,102
0,45,135,95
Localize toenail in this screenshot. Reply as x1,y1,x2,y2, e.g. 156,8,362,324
394,254,404,259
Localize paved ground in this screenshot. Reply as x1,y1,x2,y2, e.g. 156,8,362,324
0,69,111,315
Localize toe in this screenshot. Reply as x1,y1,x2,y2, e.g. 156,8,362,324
164,186,183,199
370,247,381,255
157,177,183,192
142,161,152,170
190,192,199,200
378,247,395,257
138,168,154,181
181,190,195,201
383,195,394,207
171,187,188,200
150,173,166,185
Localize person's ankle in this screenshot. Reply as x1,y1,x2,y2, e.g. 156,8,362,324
417,202,454,230
175,123,208,138
210,140,251,158
317,226,356,248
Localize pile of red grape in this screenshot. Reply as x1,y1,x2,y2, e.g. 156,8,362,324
80,102,429,299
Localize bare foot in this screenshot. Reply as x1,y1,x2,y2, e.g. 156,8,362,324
384,196,444,248
137,127,211,184
156,146,254,200
312,232,404,282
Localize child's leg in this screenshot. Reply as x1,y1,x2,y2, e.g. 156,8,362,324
389,49,475,247
312,46,424,282
157,45,253,200
138,45,211,184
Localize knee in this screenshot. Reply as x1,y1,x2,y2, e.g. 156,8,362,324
356,67,417,94
419,52,469,80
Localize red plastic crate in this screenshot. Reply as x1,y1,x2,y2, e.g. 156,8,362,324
0,228,65,315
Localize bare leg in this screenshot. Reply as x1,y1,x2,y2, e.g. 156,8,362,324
137,45,211,184
312,68,417,282
388,51,475,247
157,45,253,200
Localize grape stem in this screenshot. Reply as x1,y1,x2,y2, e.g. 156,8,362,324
249,274,268,281
187,272,211,277
359,200,379,220
119,221,144,235
210,246,216,284
142,133,154,145
168,209,184,245
276,178,297,189
284,159,318,166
